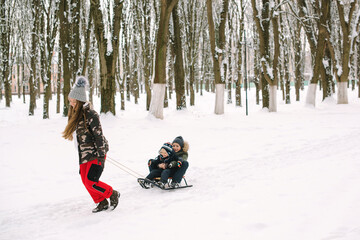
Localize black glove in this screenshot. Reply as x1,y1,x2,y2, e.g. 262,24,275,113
98,157,105,169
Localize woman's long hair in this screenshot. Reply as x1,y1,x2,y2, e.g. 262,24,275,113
62,100,86,140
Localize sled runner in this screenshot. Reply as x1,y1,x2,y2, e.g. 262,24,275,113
137,177,193,190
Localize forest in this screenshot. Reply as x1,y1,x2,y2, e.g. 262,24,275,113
0,0,359,119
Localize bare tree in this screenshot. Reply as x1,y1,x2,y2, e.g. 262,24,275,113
57,51,62,113
226,6,235,104
206,0,229,115
39,0,59,119
279,5,291,104
252,0,281,112
180,0,205,106
293,17,304,101
81,6,93,76
321,41,333,100
234,0,245,107
133,0,155,110
28,0,41,115
172,5,186,110
91,0,123,115
304,0,330,106
333,0,358,104
0,0,13,107
59,0,72,116
149,0,179,119
122,8,131,107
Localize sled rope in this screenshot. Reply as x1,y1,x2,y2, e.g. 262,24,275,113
107,156,143,179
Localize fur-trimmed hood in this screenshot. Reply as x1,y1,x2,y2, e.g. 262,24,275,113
182,141,189,153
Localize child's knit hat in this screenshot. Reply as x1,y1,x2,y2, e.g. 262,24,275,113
69,76,88,102
161,142,174,156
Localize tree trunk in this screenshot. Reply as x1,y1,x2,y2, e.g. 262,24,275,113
91,0,123,115
117,43,125,110
181,0,203,106
149,0,179,119
321,43,333,100
164,86,168,108
41,1,59,119
124,28,131,102
22,53,26,103
251,0,280,112
335,0,356,104
87,52,96,105
206,0,229,115
57,52,62,114
81,10,92,76
284,47,290,104
172,5,186,110
120,77,125,110
294,21,302,102
59,0,71,116
305,0,330,106
143,1,153,110
0,0,11,107
280,64,285,101
29,0,41,115
72,1,81,79
235,1,244,107
149,84,166,119
17,63,21,99
281,12,291,105
253,24,261,105
132,68,139,105
236,36,242,107
227,14,233,105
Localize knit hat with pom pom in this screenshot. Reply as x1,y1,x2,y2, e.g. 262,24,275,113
172,136,184,149
160,142,174,157
69,76,88,102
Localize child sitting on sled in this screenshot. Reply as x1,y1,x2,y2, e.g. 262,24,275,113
170,136,189,187
145,142,182,189
146,137,189,188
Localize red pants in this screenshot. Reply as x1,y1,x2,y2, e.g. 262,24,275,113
80,159,113,203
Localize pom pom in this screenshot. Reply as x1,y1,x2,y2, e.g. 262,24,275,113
75,76,88,88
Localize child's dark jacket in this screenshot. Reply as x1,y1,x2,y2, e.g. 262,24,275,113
149,153,181,170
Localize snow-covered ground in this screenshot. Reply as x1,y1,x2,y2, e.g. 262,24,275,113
1,87,360,240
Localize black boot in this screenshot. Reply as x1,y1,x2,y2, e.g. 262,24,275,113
92,198,109,213
109,190,120,210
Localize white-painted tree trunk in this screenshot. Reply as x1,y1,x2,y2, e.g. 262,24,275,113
269,84,277,112
337,81,348,104
306,83,317,106
214,84,225,115
149,83,166,119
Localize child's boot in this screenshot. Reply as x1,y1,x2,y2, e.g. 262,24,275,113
92,198,109,213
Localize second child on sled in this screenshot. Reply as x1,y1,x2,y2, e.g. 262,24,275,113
144,136,189,189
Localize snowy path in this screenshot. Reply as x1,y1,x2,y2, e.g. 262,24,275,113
1,91,360,240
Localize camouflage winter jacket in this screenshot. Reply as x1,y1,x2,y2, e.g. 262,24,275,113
76,103,109,164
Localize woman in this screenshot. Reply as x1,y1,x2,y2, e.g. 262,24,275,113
63,76,120,213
